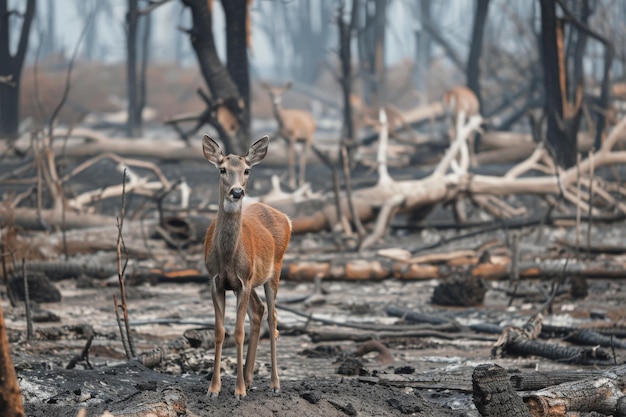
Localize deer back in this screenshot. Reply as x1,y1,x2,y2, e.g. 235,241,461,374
443,86,480,117
278,108,316,142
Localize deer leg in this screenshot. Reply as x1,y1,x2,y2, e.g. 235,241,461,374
298,139,311,187
263,279,280,393
243,289,265,389
208,283,226,397
234,286,251,399
288,138,296,189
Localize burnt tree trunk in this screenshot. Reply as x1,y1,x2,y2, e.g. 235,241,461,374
0,0,35,138
358,0,387,106
540,0,577,167
221,0,250,141
412,0,431,94
126,0,141,137
136,10,151,132
472,364,531,417
466,0,490,109
339,0,360,143
181,0,247,155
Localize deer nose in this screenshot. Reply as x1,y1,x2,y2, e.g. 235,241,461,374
230,188,244,200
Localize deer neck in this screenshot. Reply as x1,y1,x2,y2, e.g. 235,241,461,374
214,192,243,262
272,102,286,129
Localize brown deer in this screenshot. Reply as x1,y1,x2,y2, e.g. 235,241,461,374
443,86,481,166
202,134,292,399
260,81,316,189
349,94,419,142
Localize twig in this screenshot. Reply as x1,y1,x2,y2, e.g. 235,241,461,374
22,259,33,340
116,169,136,358
113,294,131,359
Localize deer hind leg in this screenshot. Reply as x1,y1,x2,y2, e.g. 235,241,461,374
298,138,311,187
288,138,296,189
243,289,265,389
208,284,226,397
234,285,252,399
263,278,280,393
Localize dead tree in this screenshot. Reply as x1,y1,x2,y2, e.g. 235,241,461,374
0,0,35,138
179,0,250,155
358,0,387,106
466,0,490,110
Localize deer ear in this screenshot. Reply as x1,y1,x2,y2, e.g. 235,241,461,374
202,134,224,167
245,136,269,167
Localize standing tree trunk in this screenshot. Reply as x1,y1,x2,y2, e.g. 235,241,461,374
339,0,360,143
126,0,140,137
466,0,490,110
222,0,250,142
0,0,35,138
540,0,577,168
181,0,248,155
358,0,387,106
412,0,431,95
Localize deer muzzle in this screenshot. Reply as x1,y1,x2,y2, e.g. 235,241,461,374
230,187,245,200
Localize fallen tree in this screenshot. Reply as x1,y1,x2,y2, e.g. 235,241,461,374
279,115,626,251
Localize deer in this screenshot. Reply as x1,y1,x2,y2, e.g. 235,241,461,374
349,94,419,142
442,86,481,167
202,134,292,399
260,81,317,189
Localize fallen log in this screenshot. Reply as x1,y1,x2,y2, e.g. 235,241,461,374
522,365,626,417
509,369,606,391
564,328,626,349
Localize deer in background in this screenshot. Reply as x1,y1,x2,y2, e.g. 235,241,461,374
202,134,292,399
443,86,481,167
350,94,419,142
260,81,317,189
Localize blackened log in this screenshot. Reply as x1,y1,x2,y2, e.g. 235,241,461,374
472,363,531,417
385,306,455,326
523,375,622,416
501,338,613,365
8,272,61,303
564,328,626,349
431,275,487,306
510,369,606,391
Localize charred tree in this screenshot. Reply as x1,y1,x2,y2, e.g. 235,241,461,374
358,0,387,106
0,0,35,138
338,0,360,143
222,0,250,141
180,0,248,155
540,0,578,168
412,0,431,94
125,0,153,137
466,0,490,109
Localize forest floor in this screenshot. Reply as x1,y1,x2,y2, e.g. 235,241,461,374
4,133,626,417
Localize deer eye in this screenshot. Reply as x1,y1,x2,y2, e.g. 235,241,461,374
244,168,250,175
219,168,226,175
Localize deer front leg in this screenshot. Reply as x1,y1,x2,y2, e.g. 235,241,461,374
234,286,252,399
244,289,265,389
208,283,226,397
264,280,280,393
